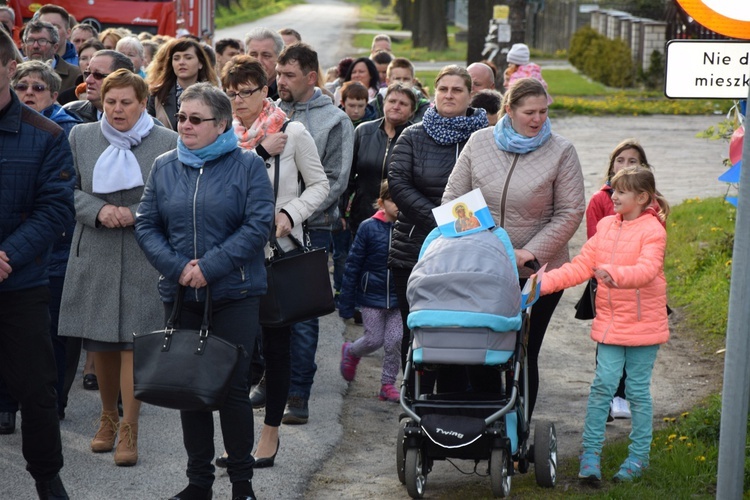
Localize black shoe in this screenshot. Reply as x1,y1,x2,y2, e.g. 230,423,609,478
168,484,212,500
82,373,98,390
214,454,228,468
231,480,255,499
281,396,308,425
353,309,363,325
249,377,266,409
35,474,69,500
253,438,280,468
0,412,16,435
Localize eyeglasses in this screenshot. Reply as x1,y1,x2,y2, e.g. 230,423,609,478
225,87,262,100
13,83,48,93
83,70,111,81
24,38,52,47
175,113,217,125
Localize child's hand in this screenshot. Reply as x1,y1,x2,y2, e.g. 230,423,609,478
594,268,618,288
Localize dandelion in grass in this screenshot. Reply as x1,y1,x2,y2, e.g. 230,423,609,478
687,443,692,447
668,434,677,441
696,456,706,462
663,417,671,423
679,436,688,442
711,227,721,232
725,260,732,267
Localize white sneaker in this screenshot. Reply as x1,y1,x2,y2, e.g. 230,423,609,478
610,397,632,419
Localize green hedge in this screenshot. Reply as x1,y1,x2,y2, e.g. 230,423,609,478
569,26,636,88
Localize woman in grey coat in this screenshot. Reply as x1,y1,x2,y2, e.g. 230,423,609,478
59,70,178,467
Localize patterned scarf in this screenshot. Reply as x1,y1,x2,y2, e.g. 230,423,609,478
421,106,488,146
493,113,552,154
233,99,288,150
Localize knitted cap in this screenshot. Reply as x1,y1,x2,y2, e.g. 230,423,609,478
506,43,530,65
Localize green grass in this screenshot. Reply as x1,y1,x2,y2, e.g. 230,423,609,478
214,0,303,29
352,32,467,62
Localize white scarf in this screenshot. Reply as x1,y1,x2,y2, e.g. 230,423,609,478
92,110,154,194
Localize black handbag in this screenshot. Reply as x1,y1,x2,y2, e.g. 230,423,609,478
259,139,336,327
574,278,597,320
133,286,243,411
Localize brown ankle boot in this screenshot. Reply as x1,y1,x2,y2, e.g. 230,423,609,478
114,421,138,466
91,410,119,452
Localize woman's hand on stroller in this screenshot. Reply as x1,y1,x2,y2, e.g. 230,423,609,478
515,249,537,269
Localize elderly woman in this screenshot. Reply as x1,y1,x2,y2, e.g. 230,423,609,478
116,36,146,77
147,38,218,130
58,69,178,467
214,54,328,470
135,82,274,500
388,65,487,393
443,77,585,418
347,82,416,234
0,61,81,423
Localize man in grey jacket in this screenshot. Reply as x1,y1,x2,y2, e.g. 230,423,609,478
276,43,354,424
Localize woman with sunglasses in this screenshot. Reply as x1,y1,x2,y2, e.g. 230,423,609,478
147,38,218,130
58,69,178,467
211,55,328,471
136,82,275,500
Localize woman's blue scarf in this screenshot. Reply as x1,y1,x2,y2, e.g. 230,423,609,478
177,128,238,168
421,106,488,146
493,113,552,154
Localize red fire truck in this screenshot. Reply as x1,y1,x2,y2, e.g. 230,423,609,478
8,0,215,41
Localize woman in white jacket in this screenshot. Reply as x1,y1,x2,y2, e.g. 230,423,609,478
219,55,329,469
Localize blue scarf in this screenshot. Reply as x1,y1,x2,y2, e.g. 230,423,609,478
493,114,552,154
177,128,238,168
421,106,488,146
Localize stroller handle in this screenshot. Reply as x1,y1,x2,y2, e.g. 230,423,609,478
524,259,541,272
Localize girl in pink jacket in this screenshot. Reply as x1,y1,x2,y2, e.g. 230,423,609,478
539,165,670,483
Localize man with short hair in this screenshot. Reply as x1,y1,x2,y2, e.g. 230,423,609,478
245,27,284,100
370,49,392,88
0,28,75,500
278,27,301,46
0,6,14,35
23,20,80,94
63,49,134,122
276,43,354,425
369,57,430,122
467,62,496,95
37,4,77,65
214,38,243,76
70,23,98,52
371,33,392,55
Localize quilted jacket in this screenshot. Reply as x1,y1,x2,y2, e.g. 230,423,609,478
443,128,585,278
338,210,398,317
0,91,76,291
541,209,669,346
346,117,411,232
387,122,469,270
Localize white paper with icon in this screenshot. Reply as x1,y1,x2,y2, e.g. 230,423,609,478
432,188,495,238
521,263,547,309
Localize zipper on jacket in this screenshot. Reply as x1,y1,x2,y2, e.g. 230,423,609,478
499,154,520,227
386,226,393,309
380,136,392,181
602,221,624,343
636,289,641,321
192,166,204,301
240,265,245,282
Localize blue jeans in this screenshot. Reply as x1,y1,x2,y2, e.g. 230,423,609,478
288,229,332,401
583,343,659,462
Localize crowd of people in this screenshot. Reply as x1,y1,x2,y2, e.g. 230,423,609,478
0,4,670,498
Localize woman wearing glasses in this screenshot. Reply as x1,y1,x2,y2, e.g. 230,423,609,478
211,55,328,470
135,83,275,500
146,38,218,130
58,69,178,466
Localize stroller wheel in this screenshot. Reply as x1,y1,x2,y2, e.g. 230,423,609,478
405,447,426,498
396,420,407,484
490,448,512,497
533,421,558,488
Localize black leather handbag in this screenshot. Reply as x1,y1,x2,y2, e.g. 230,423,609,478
574,278,597,320
133,286,243,411
259,139,335,327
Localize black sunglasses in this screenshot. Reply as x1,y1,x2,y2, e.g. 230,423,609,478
83,70,111,81
175,113,218,125
14,83,48,93
225,87,262,100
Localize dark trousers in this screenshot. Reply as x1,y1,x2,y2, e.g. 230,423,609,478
0,286,63,482
260,325,291,426
520,278,563,420
166,296,260,489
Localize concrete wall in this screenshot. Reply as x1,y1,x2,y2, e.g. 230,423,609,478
590,9,666,71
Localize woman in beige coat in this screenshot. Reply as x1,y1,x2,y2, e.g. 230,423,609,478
443,78,585,419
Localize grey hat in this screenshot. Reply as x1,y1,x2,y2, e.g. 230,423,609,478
506,43,530,65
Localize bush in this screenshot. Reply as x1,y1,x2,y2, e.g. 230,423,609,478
640,49,665,90
569,27,636,88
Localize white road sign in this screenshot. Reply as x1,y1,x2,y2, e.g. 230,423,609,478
665,40,750,99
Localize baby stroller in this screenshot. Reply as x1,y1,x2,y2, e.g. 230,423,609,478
396,227,557,498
